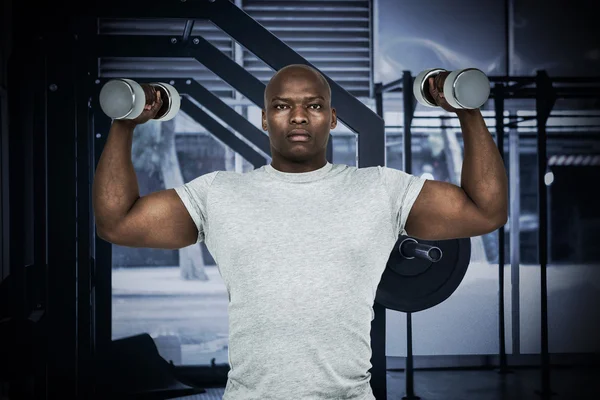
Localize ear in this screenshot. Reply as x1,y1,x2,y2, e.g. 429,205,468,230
261,109,267,131
330,107,337,130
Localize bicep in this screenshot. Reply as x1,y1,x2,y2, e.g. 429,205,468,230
404,180,499,240
102,189,198,249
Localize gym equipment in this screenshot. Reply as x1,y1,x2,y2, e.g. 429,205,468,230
375,235,471,313
99,78,181,121
413,68,490,110
375,235,471,400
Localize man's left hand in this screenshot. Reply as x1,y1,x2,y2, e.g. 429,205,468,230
428,72,461,114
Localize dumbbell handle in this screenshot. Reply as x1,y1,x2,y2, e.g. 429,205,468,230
139,84,159,108
399,237,442,262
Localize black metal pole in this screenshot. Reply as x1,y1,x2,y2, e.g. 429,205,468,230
45,19,79,398
494,84,512,375
91,103,115,398
403,312,419,400
375,83,383,121
371,82,387,400
30,33,49,400
534,70,555,399
504,0,515,77
401,71,420,400
73,17,97,398
402,72,413,175
371,302,387,400
6,19,32,400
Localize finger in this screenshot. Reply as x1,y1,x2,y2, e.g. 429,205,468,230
437,94,446,106
438,75,446,98
428,77,437,99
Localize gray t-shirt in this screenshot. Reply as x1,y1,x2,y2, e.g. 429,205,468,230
174,161,426,400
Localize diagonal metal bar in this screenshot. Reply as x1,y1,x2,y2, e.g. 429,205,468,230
95,35,266,106
186,81,271,154
190,34,267,107
180,97,267,168
182,19,195,43
203,0,384,134
95,35,197,58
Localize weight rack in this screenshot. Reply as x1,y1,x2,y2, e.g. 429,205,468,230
374,72,600,400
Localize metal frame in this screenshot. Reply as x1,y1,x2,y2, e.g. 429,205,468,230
374,71,600,399
43,29,78,399
0,84,8,282
0,124,6,397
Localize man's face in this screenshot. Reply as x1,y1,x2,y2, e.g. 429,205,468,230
262,68,337,166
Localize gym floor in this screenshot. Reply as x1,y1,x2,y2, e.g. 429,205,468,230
174,367,600,400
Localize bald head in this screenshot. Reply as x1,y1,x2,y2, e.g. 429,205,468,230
263,64,332,108
260,63,337,171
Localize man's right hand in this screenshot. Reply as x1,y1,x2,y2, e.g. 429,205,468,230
130,87,163,126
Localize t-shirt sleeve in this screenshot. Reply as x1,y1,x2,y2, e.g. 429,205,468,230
173,171,220,243
378,166,427,236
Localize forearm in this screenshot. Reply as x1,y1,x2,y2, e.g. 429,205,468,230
92,119,141,234
458,109,508,222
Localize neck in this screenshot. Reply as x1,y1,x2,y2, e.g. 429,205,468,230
270,158,328,173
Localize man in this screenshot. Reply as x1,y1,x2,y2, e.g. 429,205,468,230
92,64,508,399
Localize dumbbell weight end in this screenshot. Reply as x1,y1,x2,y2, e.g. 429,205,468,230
443,68,490,110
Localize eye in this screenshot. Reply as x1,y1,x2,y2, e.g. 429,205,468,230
309,104,322,110
274,104,288,110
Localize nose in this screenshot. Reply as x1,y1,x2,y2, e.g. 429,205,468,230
289,107,308,125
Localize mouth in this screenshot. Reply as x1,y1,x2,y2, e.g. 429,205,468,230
287,134,311,142
287,128,311,138
286,128,311,143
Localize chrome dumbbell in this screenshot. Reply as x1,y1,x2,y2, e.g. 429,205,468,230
413,68,490,110
99,78,181,121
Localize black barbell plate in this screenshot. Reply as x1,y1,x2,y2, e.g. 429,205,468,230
375,236,471,313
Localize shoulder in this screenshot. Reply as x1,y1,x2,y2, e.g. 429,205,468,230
185,170,221,190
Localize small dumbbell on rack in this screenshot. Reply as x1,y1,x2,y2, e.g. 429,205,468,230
99,78,181,121
413,68,490,110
